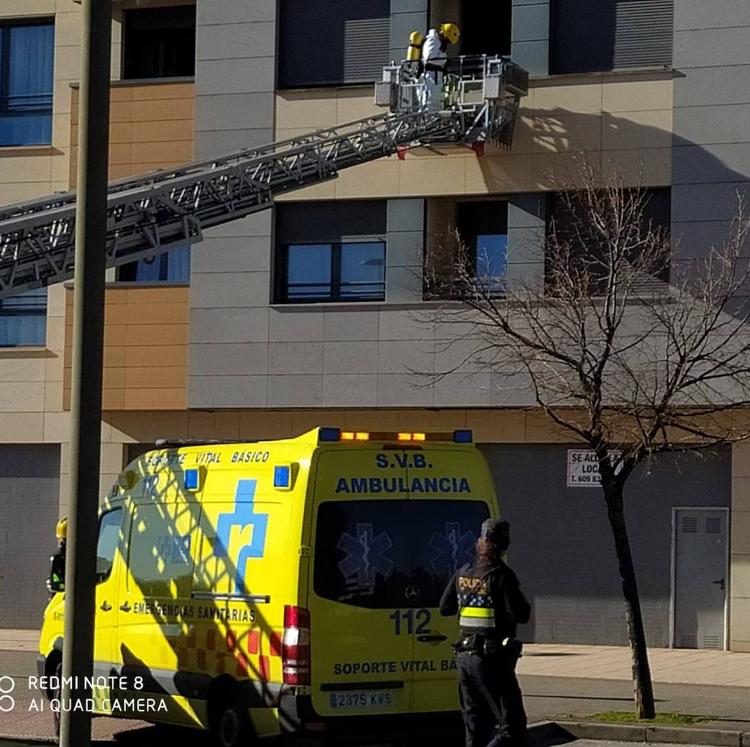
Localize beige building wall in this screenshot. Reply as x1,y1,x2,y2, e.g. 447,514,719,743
0,1,82,453
275,70,673,202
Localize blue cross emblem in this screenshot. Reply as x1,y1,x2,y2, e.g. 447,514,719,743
215,479,269,593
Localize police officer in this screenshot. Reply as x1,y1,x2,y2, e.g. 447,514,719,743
440,519,530,747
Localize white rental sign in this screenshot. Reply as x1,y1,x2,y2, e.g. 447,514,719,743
567,449,621,487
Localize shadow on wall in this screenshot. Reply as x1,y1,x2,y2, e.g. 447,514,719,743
479,444,731,648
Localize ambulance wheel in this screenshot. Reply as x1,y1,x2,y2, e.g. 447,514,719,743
209,683,252,747
48,659,62,736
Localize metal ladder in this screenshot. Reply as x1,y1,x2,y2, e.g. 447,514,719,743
0,56,528,298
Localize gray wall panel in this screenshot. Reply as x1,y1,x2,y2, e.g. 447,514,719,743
190,0,277,407
386,199,423,303
674,1,750,30
195,93,275,133
513,2,551,41
390,1,428,64
196,22,276,60
673,144,750,184
0,445,60,629
189,236,272,274
512,0,549,74
190,272,270,308
197,59,275,95
672,4,750,272
480,444,730,645
674,27,750,67
197,0,275,25
190,343,269,376
507,193,546,288
191,308,270,344
672,65,750,108
674,104,750,145
190,375,268,407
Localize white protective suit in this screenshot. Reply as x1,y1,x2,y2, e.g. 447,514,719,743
420,29,447,111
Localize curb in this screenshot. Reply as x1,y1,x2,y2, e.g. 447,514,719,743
548,720,750,746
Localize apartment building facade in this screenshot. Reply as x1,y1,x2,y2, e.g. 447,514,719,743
0,0,748,653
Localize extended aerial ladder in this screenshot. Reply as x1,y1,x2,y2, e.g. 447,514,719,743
0,56,527,299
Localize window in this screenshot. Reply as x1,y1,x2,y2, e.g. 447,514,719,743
280,242,385,302
127,504,193,598
278,0,390,88
116,245,190,283
0,288,47,347
550,0,673,74
275,200,387,303
460,0,511,57
96,508,123,583
0,20,54,146
546,188,671,293
122,5,196,80
457,200,508,295
314,500,490,609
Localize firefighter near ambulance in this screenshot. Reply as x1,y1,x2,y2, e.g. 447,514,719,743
440,519,531,747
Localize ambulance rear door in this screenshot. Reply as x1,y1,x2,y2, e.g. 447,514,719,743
308,448,415,719
405,447,493,714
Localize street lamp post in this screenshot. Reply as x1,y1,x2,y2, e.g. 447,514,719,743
59,1,111,746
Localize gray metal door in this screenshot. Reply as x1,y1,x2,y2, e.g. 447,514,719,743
673,508,727,649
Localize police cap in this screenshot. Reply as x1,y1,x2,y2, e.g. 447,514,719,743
481,518,509,544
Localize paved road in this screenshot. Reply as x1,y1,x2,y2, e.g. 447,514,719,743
2,650,749,744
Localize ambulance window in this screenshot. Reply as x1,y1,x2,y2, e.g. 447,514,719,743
96,508,123,583
314,500,490,609
127,504,194,599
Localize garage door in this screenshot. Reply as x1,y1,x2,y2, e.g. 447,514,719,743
0,445,60,629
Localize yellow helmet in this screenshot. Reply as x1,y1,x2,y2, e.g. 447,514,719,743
56,517,67,540
439,23,460,45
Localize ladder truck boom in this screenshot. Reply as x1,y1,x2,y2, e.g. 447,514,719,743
0,56,527,299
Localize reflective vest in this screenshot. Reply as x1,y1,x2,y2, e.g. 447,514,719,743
457,569,496,632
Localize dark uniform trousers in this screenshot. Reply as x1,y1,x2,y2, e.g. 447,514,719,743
457,648,526,747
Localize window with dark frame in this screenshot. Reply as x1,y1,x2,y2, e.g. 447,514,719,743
546,188,671,294
278,241,386,303
0,288,47,347
116,245,191,283
457,200,509,295
0,19,54,147
549,0,673,75
278,0,390,88
276,200,387,303
122,5,196,80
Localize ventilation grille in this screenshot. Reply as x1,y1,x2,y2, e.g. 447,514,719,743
680,634,697,648
681,517,697,533
703,635,721,649
614,0,674,68
343,17,390,83
705,517,722,534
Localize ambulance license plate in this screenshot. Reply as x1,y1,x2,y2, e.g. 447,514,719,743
328,690,395,709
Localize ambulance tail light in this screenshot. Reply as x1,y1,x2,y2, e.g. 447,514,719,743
282,605,311,686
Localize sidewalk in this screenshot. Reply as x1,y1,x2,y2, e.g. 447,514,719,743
0,632,36,654
5,630,750,688
519,643,750,688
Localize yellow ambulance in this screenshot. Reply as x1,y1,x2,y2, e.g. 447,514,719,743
39,427,498,746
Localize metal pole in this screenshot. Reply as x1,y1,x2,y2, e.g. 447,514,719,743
60,1,111,745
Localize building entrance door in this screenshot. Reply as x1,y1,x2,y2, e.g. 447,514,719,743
673,508,727,649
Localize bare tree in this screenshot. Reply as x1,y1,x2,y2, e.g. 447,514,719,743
425,167,750,718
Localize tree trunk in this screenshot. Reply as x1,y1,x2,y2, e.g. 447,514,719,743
603,483,656,719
